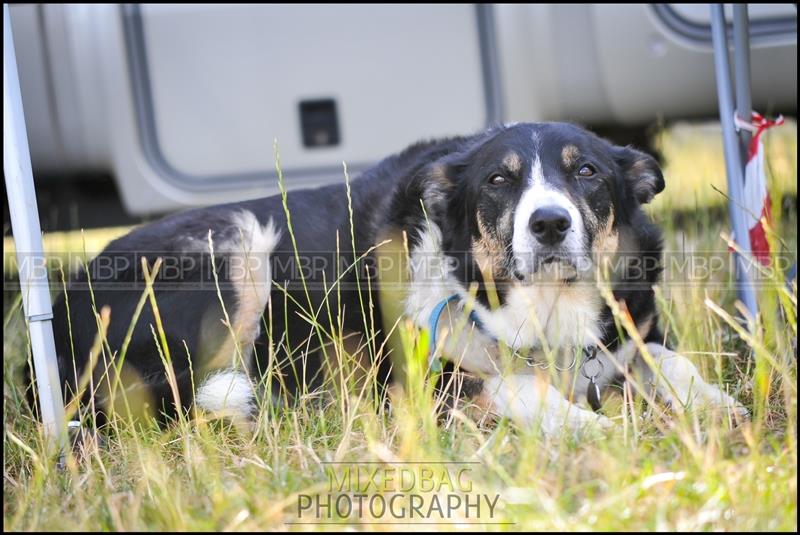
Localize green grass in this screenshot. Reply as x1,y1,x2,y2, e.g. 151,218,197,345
3,121,797,531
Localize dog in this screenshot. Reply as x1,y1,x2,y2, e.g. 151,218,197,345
39,122,746,436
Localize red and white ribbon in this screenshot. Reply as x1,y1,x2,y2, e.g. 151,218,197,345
734,111,784,265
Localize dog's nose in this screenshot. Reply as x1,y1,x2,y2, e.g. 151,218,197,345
529,206,572,245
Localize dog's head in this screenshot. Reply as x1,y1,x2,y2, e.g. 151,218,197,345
422,122,664,286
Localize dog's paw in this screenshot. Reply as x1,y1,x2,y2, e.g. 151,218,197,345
555,406,615,441
663,380,748,420
653,352,748,420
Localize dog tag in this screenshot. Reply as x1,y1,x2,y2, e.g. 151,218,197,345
587,377,602,412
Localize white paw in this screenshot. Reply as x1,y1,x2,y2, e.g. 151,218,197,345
698,383,749,419
662,379,748,419
653,353,747,418
552,406,614,440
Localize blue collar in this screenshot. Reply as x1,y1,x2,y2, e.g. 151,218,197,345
427,294,492,372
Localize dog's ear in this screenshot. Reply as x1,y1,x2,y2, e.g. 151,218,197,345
391,157,459,229
419,161,456,216
414,149,470,218
614,146,665,204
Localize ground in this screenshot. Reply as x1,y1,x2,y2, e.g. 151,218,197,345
3,121,797,531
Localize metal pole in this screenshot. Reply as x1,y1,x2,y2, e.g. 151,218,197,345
733,4,752,165
709,4,759,321
3,4,66,447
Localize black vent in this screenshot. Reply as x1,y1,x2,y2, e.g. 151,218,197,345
299,99,340,148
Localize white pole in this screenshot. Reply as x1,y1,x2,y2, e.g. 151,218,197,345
3,4,66,448
709,4,759,322
733,4,753,164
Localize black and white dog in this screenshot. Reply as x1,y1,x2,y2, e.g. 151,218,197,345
44,122,745,436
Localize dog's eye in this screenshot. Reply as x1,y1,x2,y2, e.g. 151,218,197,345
577,164,596,178
489,174,507,186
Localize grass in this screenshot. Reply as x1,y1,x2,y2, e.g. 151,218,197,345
3,121,798,531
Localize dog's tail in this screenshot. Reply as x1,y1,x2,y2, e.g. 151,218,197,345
191,211,280,422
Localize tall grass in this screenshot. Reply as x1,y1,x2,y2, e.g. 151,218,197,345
3,122,797,531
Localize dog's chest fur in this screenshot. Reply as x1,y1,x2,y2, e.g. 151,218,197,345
472,283,603,350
